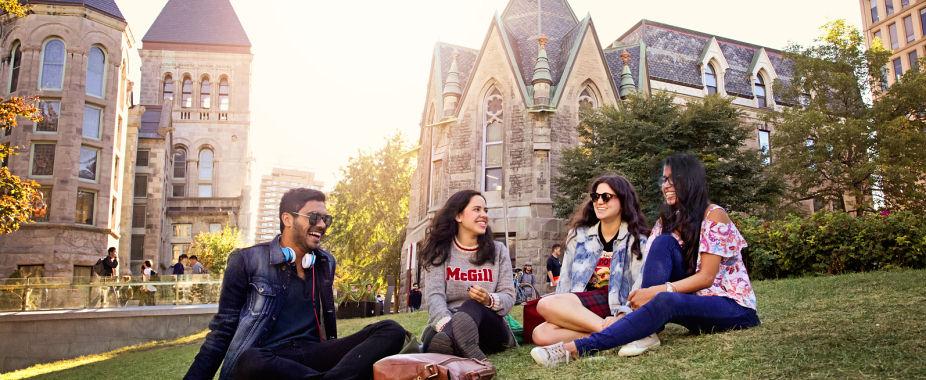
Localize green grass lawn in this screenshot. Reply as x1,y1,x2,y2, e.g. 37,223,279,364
5,269,926,379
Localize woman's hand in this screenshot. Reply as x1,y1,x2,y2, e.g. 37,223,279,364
467,285,491,306
628,285,663,309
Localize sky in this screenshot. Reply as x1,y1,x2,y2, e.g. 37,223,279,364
116,0,864,190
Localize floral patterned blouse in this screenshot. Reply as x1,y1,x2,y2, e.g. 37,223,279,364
648,205,757,310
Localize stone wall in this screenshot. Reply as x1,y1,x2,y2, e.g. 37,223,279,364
0,304,216,372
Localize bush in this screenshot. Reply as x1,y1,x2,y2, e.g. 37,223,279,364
734,211,926,280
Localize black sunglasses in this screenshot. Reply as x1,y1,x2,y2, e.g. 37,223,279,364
589,192,616,203
289,211,333,226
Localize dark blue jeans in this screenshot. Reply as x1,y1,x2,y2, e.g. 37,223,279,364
574,234,760,355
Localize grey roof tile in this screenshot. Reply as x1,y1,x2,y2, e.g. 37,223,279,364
142,0,250,47
436,43,478,95
603,46,641,93
501,0,578,86
26,0,124,21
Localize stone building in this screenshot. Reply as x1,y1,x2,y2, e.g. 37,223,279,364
400,0,797,307
859,0,925,87
136,0,254,269
0,0,134,278
255,168,325,243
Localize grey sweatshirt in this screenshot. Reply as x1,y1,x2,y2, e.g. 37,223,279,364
423,241,515,327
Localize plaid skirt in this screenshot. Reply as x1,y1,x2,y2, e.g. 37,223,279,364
576,288,611,318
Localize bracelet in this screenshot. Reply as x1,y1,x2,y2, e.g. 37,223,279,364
665,282,675,293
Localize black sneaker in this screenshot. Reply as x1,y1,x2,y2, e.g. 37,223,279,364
448,312,486,360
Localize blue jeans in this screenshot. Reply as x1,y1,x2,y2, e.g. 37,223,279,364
574,234,760,355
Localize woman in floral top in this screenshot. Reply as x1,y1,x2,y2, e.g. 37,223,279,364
532,154,760,367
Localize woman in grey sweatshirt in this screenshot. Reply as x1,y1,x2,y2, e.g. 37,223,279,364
419,190,517,360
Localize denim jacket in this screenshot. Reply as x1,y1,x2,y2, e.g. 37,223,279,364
555,222,647,315
185,235,338,380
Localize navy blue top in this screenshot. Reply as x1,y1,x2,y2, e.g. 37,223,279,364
262,264,319,348
172,262,185,275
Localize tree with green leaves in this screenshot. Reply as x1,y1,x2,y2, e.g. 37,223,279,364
1,97,43,234
325,133,413,295
771,20,926,213
190,226,242,275
554,92,783,219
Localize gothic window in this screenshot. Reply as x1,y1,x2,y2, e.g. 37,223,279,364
704,63,718,95
8,41,21,93
200,76,211,109
199,148,214,180
219,76,229,111
30,143,55,176
35,100,60,132
78,146,99,181
173,146,187,178
86,46,105,98
754,73,768,108
578,86,598,111
163,74,174,102
483,87,504,192
181,76,193,108
40,39,66,90
82,105,102,139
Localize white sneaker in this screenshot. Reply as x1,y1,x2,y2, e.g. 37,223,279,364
530,342,571,368
618,334,660,357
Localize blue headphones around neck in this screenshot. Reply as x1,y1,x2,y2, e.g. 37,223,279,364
281,247,316,269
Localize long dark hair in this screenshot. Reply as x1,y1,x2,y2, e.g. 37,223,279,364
658,153,710,274
565,174,650,259
419,190,497,268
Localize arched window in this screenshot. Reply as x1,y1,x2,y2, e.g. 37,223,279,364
163,74,174,102
86,46,105,97
198,149,213,180
173,147,187,178
181,76,193,108
754,73,768,108
578,86,598,111
218,77,229,111
704,63,718,95
40,39,66,90
8,41,22,93
200,76,211,109
198,148,214,197
483,87,504,192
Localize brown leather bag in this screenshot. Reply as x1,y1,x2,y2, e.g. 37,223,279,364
373,353,496,380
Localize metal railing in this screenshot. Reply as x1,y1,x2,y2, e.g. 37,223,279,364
0,274,223,312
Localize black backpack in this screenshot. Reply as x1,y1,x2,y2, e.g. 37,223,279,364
93,258,106,276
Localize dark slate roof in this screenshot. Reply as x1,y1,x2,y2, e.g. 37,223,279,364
142,0,250,47
501,0,578,86
603,45,641,93
614,20,794,100
139,105,163,138
436,43,479,96
25,0,124,21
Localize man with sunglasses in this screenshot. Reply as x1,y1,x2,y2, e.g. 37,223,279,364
186,188,406,380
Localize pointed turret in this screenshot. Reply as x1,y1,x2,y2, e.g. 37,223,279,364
619,50,637,99
532,35,553,106
442,53,463,118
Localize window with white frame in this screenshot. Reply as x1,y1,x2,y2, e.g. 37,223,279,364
199,149,214,180
82,105,102,139
483,87,504,192
181,76,193,108
758,128,771,165
86,46,105,98
35,100,60,133
754,73,768,108
78,146,99,181
40,39,66,90
31,143,55,176
163,74,174,102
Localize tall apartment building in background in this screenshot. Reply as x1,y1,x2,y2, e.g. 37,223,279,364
860,0,926,87
255,168,324,243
